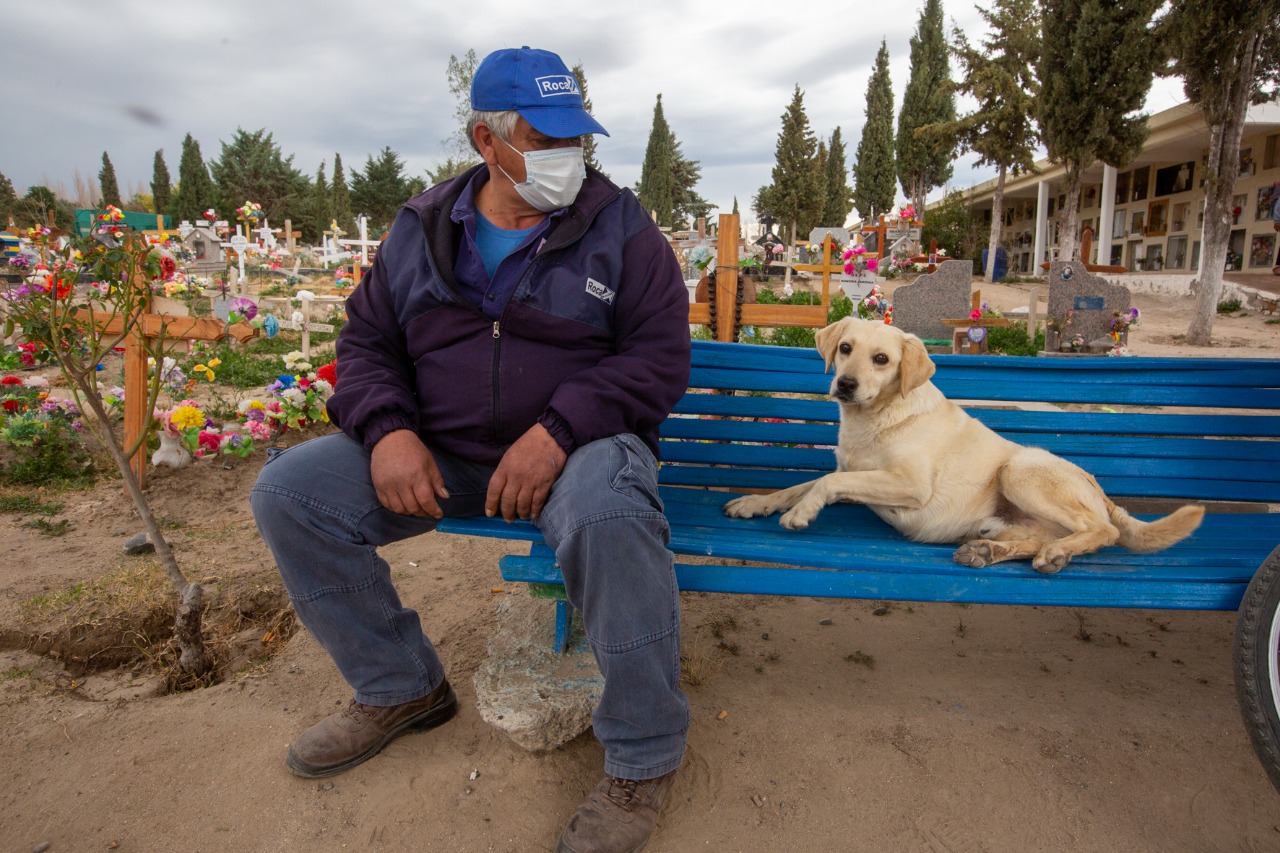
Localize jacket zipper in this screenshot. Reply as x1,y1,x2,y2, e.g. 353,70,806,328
490,259,543,443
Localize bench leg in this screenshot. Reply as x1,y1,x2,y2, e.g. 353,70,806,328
554,599,572,655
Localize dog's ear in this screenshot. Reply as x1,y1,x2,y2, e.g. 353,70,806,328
814,319,848,372
898,333,936,397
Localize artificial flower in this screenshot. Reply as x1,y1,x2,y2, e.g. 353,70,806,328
169,404,205,431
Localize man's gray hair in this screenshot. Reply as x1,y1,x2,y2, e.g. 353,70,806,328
467,109,520,154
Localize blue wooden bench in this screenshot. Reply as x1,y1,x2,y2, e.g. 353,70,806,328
438,339,1280,785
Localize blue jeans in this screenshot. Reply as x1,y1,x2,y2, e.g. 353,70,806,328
250,431,688,781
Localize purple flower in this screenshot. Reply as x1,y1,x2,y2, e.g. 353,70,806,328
229,297,258,321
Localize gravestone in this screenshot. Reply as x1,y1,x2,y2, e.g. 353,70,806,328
1046,261,1131,349
182,224,226,277
890,259,972,342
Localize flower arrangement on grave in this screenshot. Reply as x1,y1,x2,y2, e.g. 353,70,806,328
841,243,880,277
8,251,36,271
235,200,263,223
333,267,352,290
1069,334,1086,352
0,374,92,487
1109,307,1140,338
897,204,917,222
853,285,892,324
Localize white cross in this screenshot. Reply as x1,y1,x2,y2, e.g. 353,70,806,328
279,296,336,359
338,215,381,265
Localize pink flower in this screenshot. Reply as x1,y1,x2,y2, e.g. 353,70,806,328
866,258,878,272
969,309,982,321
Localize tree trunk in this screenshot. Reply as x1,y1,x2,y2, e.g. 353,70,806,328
1187,41,1258,346
1057,164,1084,264
76,378,211,676
986,166,1007,283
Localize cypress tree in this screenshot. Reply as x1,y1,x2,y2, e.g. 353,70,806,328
760,85,823,243
172,133,218,222
896,0,957,216
925,0,1040,281
1039,0,1160,264
99,152,123,209
853,41,897,222
351,146,411,233
308,161,332,244
330,153,356,235
1162,0,1280,344
0,171,18,227
151,150,172,219
823,127,855,227
636,95,677,227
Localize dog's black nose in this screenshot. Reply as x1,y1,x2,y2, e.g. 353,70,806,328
836,376,859,396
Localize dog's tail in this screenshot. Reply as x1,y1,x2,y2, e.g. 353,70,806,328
1108,502,1205,553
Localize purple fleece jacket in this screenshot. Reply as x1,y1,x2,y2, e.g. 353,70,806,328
326,165,691,467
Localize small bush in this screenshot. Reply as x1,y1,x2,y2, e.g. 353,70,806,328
987,322,1045,356
1217,297,1243,314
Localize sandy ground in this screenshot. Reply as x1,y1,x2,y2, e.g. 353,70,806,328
2,285,1279,853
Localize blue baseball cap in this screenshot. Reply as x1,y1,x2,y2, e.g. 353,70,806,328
471,46,609,139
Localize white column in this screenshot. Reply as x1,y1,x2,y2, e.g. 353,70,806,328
1098,165,1117,266
1033,181,1050,274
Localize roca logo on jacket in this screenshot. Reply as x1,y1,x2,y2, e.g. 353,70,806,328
535,75,580,98
585,277,615,304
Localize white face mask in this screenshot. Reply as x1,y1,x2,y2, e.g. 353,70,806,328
495,135,586,212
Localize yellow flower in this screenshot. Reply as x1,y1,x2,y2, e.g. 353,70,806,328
169,404,205,431
208,358,222,369
194,363,216,381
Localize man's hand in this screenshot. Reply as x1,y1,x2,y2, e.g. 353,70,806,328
371,429,449,517
486,423,568,521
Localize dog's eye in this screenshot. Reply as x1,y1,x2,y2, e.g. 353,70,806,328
839,343,852,355
872,353,890,365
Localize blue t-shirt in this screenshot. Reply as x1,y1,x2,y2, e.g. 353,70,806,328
475,212,539,280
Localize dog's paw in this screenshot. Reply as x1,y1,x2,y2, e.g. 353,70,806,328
1032,545,1071,574
723,495,773,518
954,541,993,568
779,504,818,530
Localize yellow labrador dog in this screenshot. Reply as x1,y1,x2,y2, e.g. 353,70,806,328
723,317,1205,573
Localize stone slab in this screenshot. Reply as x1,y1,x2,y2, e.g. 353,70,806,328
473,591,602,751
1047,261,1131,348
890,260,972,342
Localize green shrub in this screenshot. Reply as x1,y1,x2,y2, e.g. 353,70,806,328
986,321,1045,356
1217,297,1242,314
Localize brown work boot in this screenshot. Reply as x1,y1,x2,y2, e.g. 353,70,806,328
555,770,677,853
285,679,457,778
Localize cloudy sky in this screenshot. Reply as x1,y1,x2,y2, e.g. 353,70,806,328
6,0,1187,229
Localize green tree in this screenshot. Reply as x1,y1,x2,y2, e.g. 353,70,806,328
823,127,854,227
0,171,18,226
854,41,897,222
331,153,356,235
99,152,122,209
209,128,309,223
897,0,957,216
171,133,218,222
151,150,172,219
636,94,678,227
1039,0,1161,264
351,146,411,233
924,0,1040,282
15,186,73,231
922,188,984,269
444,50,482,166
426,157,477,186
306,161,332,244
759,85,823,244
1161,0,1280,344
571,62,605,174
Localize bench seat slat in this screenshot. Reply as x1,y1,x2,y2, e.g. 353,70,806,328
499,555,1245,611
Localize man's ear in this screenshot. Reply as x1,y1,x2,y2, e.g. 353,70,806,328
814,318,849,372
898,333,936,397
472,123,498,166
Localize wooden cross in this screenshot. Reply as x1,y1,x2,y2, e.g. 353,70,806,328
80,277,257,489
279,295,334,359
861,215,891,260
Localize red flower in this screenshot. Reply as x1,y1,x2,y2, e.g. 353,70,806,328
317,359,338,387
198,431,222,453
159,256,177,280
1,375,22,386
2,399,19,412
